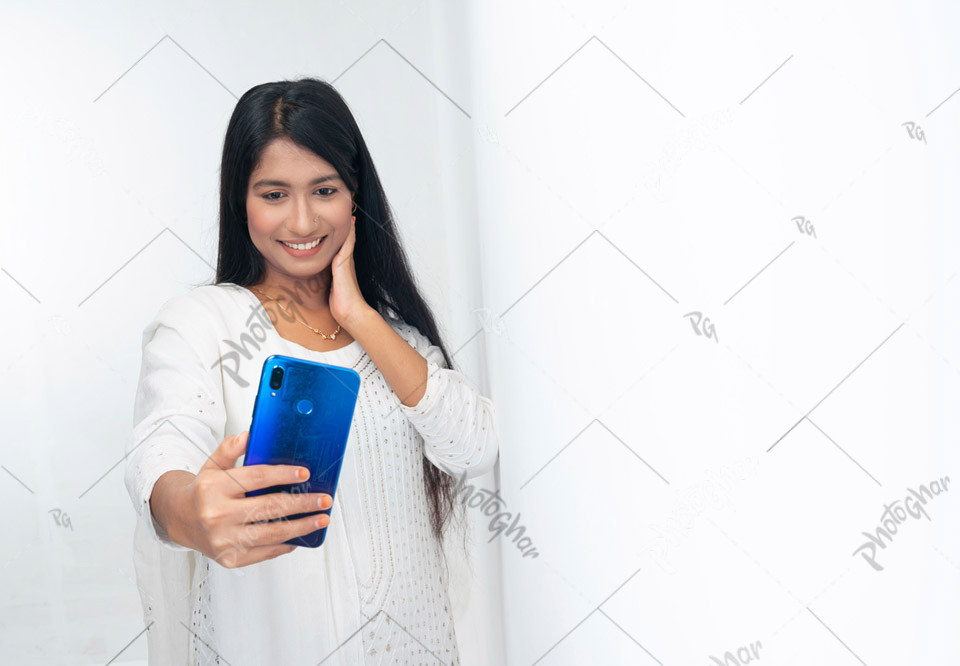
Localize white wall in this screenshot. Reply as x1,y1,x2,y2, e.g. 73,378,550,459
470,0,960,664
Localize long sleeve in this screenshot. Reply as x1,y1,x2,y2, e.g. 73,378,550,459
124,295,227,551
390,317,500,480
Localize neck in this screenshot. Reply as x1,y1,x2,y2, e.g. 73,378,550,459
254,267,332,312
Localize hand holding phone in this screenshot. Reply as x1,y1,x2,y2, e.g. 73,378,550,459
242,354,361,548
151,431,335,568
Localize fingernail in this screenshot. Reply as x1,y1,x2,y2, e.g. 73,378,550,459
298,468,309,480
318,495,331,509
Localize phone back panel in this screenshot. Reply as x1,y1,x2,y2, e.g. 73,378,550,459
243,354,361,548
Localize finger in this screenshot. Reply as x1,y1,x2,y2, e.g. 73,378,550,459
340,220,356,254
237,489,333,523
233,511,331,551
226,461,315,497
200,431,248,475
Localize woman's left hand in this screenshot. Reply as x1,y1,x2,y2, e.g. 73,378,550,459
329,216,371,332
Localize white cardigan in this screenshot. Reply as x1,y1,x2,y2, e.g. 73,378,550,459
123,282,499,665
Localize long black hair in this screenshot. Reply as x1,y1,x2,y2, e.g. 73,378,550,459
207,77,468,564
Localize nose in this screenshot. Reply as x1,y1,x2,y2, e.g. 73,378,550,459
289,197,320,236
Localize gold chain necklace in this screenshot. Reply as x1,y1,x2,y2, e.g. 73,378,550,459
250,286,342,340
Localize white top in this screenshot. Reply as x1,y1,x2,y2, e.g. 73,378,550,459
123,282,500,665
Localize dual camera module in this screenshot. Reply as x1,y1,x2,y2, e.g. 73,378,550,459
269,365,285,390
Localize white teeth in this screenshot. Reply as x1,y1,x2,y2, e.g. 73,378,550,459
281,237,323,250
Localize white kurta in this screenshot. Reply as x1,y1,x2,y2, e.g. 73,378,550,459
123,282,499,665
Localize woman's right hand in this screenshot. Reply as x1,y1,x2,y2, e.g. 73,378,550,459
151,430,334,568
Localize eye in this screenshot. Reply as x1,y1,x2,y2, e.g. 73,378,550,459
260,187,336,201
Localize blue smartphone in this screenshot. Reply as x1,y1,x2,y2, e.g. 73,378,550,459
243,354,361,547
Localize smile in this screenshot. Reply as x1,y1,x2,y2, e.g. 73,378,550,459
280,236,325,250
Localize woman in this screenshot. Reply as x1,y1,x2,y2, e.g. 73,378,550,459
124,77,499,665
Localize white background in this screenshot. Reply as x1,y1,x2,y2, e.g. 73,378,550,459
1,1,959,664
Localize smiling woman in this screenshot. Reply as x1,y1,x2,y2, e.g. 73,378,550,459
123,77,500,665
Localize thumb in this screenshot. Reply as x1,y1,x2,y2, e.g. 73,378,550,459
200,430,248,474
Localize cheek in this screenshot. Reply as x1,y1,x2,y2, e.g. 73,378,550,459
248,217,271,238
246,202,278,238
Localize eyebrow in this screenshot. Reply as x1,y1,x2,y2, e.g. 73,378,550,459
251,174,342,189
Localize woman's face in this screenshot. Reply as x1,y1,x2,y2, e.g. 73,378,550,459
246,136,355,284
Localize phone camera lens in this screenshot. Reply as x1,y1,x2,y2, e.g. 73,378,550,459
269,366,284,389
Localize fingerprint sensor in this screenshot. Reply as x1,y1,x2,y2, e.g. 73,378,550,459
296,399,314,415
